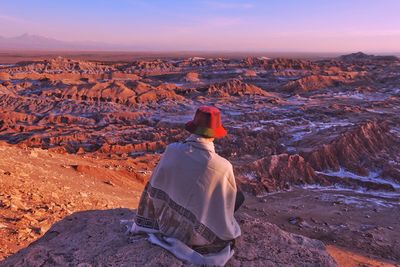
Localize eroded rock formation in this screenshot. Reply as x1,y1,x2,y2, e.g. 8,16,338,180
207,79,272,97
236,154,320,194
301,121,399,176
282,75,348,93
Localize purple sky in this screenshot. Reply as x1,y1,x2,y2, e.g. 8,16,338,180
1,0,400,52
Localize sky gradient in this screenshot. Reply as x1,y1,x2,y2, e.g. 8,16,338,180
1,0,400,52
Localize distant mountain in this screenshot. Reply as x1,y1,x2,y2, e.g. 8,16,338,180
338,52,399,62
0,34,134,51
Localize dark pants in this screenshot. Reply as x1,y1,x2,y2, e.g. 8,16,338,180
234,190,245,212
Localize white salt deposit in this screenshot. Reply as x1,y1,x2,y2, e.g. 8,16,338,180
317,168,400,189
158,114,193,124
301,184,400,200
390,127,400,137
332,92,366,100
224,110,243,116
244,172,258,181
326,193,396,208
365,109,387,114
287,120,353,142
251,126,264,132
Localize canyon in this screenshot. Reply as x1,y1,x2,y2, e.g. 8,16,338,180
0,52,399,266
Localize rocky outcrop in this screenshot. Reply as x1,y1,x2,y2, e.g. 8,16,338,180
242,69,257,77
282,75,348,93
4,56,114,74
182,72,200,83
242,57,318,71
236,154,321,194
125,59,176,74
301,121,399,176
3,57,141,81
0,209,337,267
0,86,188,154
217,127,283,160
98,141,166,155
207,79,271,97
29,80,184,105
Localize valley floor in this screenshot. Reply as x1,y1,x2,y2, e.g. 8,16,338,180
244,189,400,266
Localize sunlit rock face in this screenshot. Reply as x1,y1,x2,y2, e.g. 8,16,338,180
301,121,399,175
207,79,273,97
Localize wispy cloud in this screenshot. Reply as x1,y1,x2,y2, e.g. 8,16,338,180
163,15,244,35
207,16,243,27
344,30,400,37
0,14,26,23
206,1,254,10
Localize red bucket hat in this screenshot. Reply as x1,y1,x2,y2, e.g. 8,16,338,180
185,106,227,138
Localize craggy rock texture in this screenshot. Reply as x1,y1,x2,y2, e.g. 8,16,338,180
236,154,319,194
207,79,272,97
1,54,400,194
4,56,113,74
0,143,155,259
300,121,400,176
183,72,200,83
241,57,318,71
282,75,348,93
1,209,337,267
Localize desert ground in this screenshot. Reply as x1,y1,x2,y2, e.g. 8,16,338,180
0,52,399,266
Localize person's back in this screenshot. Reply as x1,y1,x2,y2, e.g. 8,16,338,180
130,106,243,266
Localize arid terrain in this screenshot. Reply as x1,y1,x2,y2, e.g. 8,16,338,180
0,52,399,266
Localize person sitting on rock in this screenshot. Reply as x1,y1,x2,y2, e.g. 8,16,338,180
128,106,244,266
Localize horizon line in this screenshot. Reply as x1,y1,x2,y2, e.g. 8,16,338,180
0,49,399,55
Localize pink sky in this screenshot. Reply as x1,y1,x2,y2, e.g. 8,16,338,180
1,0,400,52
